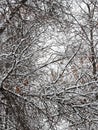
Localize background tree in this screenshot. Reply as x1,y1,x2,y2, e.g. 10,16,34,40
0,0,98,130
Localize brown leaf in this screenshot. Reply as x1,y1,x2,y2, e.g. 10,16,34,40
23,79,29,86
15,86,21,94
